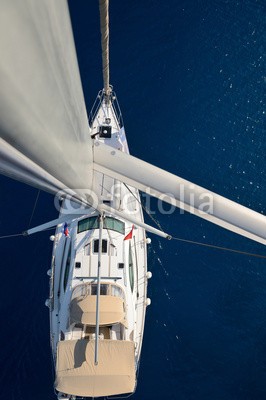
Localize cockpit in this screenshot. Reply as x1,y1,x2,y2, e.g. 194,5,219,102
67,282,127,341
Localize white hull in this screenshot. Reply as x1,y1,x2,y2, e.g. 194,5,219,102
48,91,150,398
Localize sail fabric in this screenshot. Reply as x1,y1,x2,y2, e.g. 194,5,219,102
0,0,93,197
0,138,74,195
93,142,266,245
55,339,135,397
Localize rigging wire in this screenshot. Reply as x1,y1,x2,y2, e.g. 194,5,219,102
0,189,41,239
0,226,56,240
28,189,41,228
171,236,266,259
123,183,266,260
123,183,164,231
1,184,264,261
0,233,24,239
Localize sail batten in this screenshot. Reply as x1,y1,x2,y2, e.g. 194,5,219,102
93,142,266,245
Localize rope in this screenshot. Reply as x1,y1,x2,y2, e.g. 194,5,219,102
123,183,266,260
99,0,110,96
28,189,40,228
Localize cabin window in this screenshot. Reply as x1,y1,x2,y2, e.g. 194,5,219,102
111,285,123,298
103,217,125,234
91,284,108,295
128,244,134,292
77,216,125,234
84,243,90,255
93,239,108,254
63,245,72,291
77,216,98,233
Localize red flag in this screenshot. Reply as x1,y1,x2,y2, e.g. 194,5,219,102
63,222,69,237
124,225,134,241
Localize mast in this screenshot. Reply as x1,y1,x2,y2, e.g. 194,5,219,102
94,213,104,365
99,0,111,100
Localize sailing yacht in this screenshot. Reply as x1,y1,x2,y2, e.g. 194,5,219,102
49,90,150,399
0,1,265,399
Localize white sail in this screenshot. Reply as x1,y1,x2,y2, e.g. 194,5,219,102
0,1,264,246
0,0,92,195
93,142,266,245
0,138,73,195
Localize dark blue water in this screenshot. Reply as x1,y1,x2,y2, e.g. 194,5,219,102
0,1,265,399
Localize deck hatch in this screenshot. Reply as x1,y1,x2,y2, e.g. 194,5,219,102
99,125,111,138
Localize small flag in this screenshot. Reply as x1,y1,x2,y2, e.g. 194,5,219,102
63,222,69,237
124,225,134,241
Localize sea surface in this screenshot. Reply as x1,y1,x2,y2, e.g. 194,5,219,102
0,1,265,399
